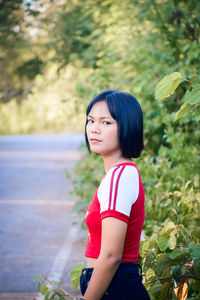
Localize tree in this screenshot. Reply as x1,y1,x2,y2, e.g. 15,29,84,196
0,0,43,103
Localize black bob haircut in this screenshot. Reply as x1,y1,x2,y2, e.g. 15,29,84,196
85,90,144,159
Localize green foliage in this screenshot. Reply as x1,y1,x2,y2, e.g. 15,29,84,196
34,274,69,300
141,73,200,238
70,264,86,291
34,266,86,299
140,221,200,300
1,0,200,135
155,71,200,122
15,57,43,80
0,0,44,103
155,72,183,100
0,65,85,134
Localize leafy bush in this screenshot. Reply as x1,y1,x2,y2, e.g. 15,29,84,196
140,221,200,300
34,274,67,300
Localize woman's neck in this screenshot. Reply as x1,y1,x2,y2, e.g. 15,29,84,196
102,154,132,173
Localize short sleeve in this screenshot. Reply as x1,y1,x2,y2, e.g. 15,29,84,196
97,165,139,223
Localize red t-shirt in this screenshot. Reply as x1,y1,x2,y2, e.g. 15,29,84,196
85,162,145,262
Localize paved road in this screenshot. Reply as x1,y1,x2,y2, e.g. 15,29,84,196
0,134,86,300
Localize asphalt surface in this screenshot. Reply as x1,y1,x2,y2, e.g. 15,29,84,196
0,134,86,299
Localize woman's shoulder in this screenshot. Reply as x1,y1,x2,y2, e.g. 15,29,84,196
108,162,138,178
100,162,139,190
98,162,140,208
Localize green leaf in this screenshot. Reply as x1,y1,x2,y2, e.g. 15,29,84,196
169,249,189,261
181,213,199,221
189,278,200,292
172,266,181,282
158,235,168,251
155,254,172,276
189,244,200,258
57,289,66,296
145,268,156,281
34,273,42,281
64,170,71,179
40,285,48,295
38,279,44,292
149,280,163,295
168,234,177,250
194,258,200,277
45,291,51,300
194,175,200,188
150,237,159,250
190,76,200,85
183,84,200,105
159,282,171,299
157,231,177,251
141,239,150,256
70,264,86,291
175,102,191,121
54,280,64,286
191,230,200,240
164,221,176,233
145,253,155,267
155,72,183,100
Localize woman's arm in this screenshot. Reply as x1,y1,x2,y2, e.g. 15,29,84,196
83,217,128,300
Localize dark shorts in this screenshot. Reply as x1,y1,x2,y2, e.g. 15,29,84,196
80,262,151,300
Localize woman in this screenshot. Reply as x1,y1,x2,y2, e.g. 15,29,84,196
79,90,150,300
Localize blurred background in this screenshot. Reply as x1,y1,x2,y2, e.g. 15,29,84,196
1,0,199,136
0,1,200,299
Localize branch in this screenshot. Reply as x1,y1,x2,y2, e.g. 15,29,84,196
44,276,70,296
145,275,200,286
144,276,172,286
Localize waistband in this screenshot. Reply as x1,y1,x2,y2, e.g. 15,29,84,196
82,262,142,277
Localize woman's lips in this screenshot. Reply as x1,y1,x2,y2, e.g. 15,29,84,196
90,138,102,144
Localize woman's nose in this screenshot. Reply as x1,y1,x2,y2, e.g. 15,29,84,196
91,124,100,134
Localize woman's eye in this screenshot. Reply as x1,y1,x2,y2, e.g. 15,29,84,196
103,121,110,125
87,119,93,123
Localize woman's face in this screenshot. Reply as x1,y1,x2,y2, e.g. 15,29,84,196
86,101,122,158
